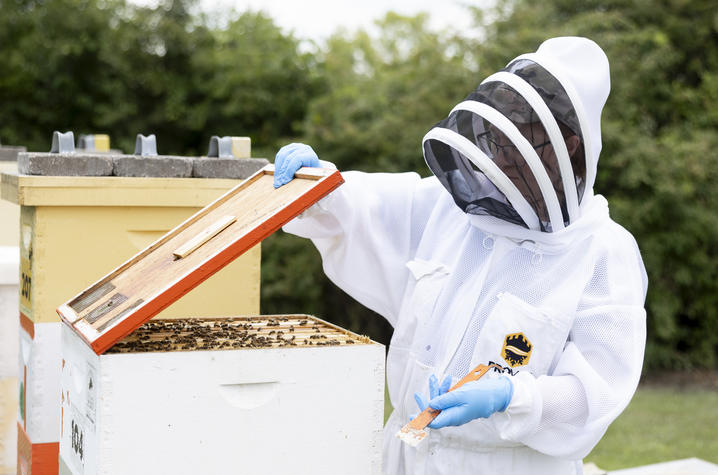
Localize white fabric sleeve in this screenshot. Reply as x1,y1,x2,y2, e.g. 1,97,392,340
282,166,430,326
492,230,648,460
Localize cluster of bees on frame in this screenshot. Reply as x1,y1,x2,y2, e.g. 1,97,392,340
107,317,366,354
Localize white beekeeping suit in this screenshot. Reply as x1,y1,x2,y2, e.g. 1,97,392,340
283,37,647,475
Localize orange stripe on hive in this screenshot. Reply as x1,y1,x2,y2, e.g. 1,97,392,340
17,423,31,475
20,312,34,339
17,423,60,475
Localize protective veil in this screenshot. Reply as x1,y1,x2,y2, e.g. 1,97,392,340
283,37,647,475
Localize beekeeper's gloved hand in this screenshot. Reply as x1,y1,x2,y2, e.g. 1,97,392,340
273,143,320,188
414,376,513,429
411,374,451,421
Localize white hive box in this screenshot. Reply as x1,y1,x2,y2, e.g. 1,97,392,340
0,246,19,475
59,316,384,475
56,165,385,474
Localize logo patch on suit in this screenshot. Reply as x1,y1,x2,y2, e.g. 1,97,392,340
501,333,532,367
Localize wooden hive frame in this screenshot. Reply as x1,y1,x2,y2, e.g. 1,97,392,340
57,165,343,354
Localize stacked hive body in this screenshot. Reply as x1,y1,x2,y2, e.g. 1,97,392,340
60,316,384,474
0,145,24,247
56,165,385,474
0,248,19,475
0,145,23,475
0,138,267,474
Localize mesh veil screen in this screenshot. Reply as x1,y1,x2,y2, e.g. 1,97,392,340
423,130,528,228
506,59,587,204
423,61,588,232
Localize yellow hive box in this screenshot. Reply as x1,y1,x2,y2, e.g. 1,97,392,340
1,171,260,475
0,161,19,247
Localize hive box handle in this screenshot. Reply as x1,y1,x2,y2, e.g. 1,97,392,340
218,382,279,410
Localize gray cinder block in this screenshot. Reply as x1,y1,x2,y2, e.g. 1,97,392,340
192,157,269,179
18,152,114,176
0,146,26,161
113,155,193,178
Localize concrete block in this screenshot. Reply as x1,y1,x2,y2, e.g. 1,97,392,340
0,147,26,161
17,152,114,176
192,157,268,179
112,155,193,178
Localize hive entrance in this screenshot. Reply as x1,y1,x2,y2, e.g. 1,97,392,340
106,315,370,354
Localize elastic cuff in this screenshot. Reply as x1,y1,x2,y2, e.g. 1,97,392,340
282,161,341,229
317,159,337,170
313,161,339,212
491,371,542,441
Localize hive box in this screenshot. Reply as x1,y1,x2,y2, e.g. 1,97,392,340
59,316,384,475
2,163,265,474
57,165,385,474
0,247,19,475
0,156,20,247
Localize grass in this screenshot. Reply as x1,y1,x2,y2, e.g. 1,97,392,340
586,386,718,470
383,380,718,470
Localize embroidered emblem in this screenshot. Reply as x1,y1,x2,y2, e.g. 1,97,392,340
501,333,532,367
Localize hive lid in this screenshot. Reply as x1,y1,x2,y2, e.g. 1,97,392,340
57,165,343,354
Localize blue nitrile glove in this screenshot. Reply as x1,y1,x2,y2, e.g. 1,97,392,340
411,374,452,421
414,375,513,429
273,143,320,188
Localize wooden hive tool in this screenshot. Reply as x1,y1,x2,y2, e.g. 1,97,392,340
396,363,504,447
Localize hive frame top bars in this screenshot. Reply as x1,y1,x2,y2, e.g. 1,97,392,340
57,165,344,354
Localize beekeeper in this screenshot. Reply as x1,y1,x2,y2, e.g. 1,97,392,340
275,37,647,475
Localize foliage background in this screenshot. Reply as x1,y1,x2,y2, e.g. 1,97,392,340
1,0,716,371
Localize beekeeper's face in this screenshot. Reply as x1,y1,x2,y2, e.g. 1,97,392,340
487,122,580,225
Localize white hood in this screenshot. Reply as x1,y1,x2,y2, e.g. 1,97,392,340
516,36,610,197
422,36,611,237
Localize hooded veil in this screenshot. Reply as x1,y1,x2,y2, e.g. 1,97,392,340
423,37,609,233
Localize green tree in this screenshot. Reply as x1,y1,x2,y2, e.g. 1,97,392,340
303,12,480,174
0,0,129,151
262,13,483,345
0,1,319,155
470,0,718,369
266,2,718,367
201,11,323,157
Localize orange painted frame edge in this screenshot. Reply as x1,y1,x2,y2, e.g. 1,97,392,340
60,169,344,355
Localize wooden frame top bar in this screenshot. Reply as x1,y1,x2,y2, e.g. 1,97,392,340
57,165,343,354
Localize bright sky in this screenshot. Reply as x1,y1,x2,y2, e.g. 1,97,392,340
135,0,488,41
216,0,481,40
